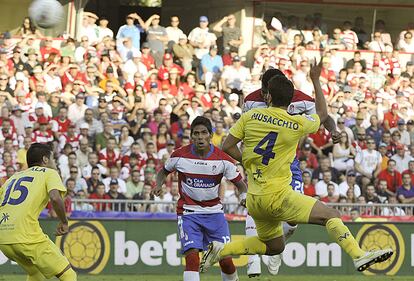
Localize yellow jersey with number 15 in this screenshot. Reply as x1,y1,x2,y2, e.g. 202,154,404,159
229,107,320,195
0,166,66,244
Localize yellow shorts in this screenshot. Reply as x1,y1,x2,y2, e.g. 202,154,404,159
247,188,317,241
0,238,70,279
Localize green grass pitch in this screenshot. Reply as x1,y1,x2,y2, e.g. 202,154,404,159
2,275,414,281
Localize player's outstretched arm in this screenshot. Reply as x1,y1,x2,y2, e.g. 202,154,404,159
222,134,242,163
153,168,170,197
323,115,341,144
49,189,69,236
310,60,328,124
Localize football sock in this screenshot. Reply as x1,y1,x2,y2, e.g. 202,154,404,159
220,236,266,258
219,257,236,274
221,271,239,281
58,268,77,281
183,271,200,281
282,222,297,241
26,272,45,281
326,218,365,259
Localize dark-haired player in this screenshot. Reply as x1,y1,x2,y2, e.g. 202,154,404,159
243,68,340,277
0,143,77,281
153,116,247,281
200,63,392,273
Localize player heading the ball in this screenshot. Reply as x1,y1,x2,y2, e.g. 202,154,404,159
200,61,393,273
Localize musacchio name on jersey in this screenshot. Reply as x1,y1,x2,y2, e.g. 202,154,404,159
164,144,242,215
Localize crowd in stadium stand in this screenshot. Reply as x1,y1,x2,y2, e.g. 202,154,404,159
0,12,414,216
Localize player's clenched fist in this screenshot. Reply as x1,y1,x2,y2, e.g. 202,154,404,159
55,222,69,236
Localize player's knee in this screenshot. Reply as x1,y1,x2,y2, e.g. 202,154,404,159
322,208,341,225
185,250,200,272
266,243,285,256
219,257,236,274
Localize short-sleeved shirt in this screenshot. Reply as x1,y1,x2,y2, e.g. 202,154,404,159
147,26,167,52
230,107,320,195
0,167,66,244
163,144,241,215
396,185,414,199
221,26,241,48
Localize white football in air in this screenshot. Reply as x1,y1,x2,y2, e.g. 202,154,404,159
29,0,64,29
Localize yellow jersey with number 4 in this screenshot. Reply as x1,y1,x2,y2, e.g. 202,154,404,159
230,107,320,195
0,166,66,244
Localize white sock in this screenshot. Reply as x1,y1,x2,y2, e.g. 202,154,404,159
282,222,297,241
221,270,239,281
183,271,199,281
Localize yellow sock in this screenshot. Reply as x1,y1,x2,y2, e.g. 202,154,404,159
326,218,365,259
58,268,77,281
220,236,267,258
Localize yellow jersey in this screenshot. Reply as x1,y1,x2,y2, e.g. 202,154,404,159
230,107,320,195
0,166,66,244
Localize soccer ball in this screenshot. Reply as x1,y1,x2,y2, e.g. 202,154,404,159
29,0,64,29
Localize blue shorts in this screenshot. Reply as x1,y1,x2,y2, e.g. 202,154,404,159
177,213,230,254
290,157,303,194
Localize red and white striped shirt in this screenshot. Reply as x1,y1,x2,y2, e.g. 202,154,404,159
341,30,358,49
164,144,242,215
32,130,54,144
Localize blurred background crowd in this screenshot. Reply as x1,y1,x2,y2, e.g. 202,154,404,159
0,10,413,216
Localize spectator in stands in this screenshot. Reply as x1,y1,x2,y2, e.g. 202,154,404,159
398,31,414,52
309,125,333,156
320,183,339,203
97,16,114,41
338,170,361,198
315,170,339,198
397,172,414,203
221,56,251,94
382,196,406,216
144,14,168,68
365,184,381,203
88,182,111,211
366,115,384,147
173,34,194,74
391,119,410,146
368,32,386,52
86,166,101,194
403,160,414,184
107,179,127,211
116,13,145,50
341,21,358,50
132,184,155,212
213,14,243,51
332,132,355,172
200,45,223,86
303,170,315,197
355,137,382,187
166,15,184,45
350,208,362,222
378,159,402,195
391,144,413,173
188,16,217,60
125,169,144,199
103,166,126,194
327,28,346,50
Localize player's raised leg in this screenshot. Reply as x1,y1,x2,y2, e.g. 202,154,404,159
308,200,393,271
245,214,261,278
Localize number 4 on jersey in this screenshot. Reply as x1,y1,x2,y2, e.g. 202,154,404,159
253,132,278,165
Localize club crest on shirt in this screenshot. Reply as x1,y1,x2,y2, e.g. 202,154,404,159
212,165,217,172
